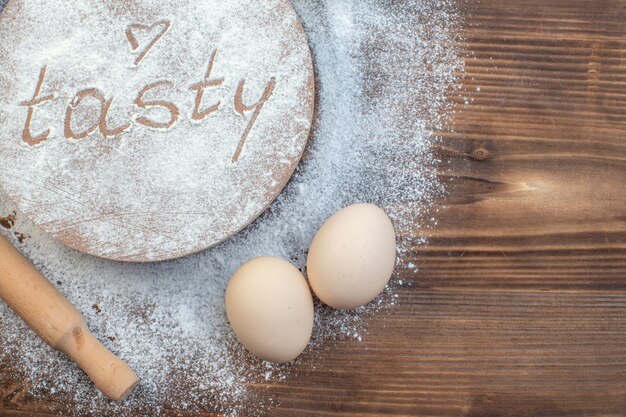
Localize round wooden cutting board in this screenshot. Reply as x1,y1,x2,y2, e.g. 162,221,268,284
0,0,314,262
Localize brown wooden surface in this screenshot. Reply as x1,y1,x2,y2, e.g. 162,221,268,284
2,0,626,415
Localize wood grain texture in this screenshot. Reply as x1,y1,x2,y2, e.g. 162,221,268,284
2,0,626,415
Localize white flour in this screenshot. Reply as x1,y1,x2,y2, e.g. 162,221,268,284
0,0,314,262
0,0,464,415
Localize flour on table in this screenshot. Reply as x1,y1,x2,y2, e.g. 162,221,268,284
0,0,464,415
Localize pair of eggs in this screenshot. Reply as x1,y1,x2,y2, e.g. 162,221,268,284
225,203,397,363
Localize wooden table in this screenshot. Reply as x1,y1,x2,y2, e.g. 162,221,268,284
2,0,626,415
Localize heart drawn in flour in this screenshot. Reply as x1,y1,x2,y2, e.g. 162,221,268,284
125,20,171,66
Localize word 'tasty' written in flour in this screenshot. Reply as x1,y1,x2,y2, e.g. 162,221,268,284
18,20,276,163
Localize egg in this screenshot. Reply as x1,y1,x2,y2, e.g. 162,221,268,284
307,203,397,310
225,257,314,363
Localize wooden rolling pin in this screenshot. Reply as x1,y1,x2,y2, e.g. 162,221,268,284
0,235,138,401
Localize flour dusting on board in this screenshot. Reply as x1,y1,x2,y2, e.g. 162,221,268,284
0,0,314,262
0,0,463,415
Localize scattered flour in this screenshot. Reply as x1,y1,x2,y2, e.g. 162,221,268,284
0,0,314,262
0,0,463,415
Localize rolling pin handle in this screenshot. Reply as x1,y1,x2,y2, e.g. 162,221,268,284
56,325,139,401
0,235,138,401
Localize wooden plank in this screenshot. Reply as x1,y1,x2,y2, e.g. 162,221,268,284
2,0,626,415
